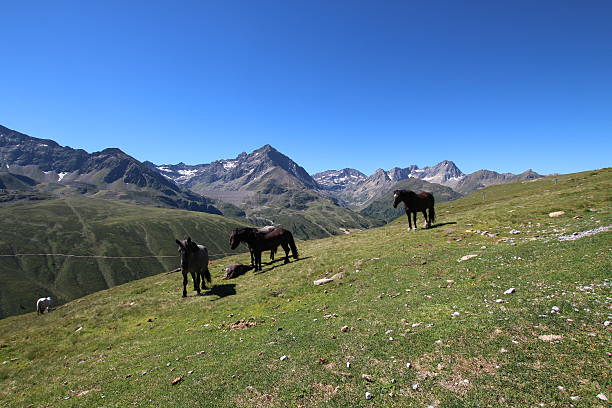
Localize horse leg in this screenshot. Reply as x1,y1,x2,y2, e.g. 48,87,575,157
255,251,262,272
190,270,199,293
281,242,290,264
421,210,428,228
406,210,412,230
270,246,276,262
182,270,188,297
250,250,255,267
194,271,202,295
412,212,418,230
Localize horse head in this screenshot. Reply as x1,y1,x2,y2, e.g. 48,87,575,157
393,190,403,208
393,190,417,208
230,227,257,250
176,236,196,269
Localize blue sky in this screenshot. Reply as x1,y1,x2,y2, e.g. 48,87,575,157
1,0,610,176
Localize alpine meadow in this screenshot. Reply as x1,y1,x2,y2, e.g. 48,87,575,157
1,168,609,407
1,2,611,407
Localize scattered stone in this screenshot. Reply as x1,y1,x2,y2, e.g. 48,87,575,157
597,393,608,402
458,254,478,262
406,363,412,369
570,396,580,401
170,377,183,385
495,299,504,303
551,306,560,314
346,361,351,368
451,311,460,317
362,374,374,382
538,334,563,342
365,392,373,400
331,272,345,280
573,215,583,219
558,225,612,241
280,355,288,361
504,288,516,295
187,370,194,375
229,320,257,330
509,229,521,235
341,326,350,333
314,278,334,286
412,383,419,390
548,211,566,218
604,321,611,327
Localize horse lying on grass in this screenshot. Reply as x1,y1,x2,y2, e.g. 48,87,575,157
175,237,211,297
393,190,436,230
223,263,254,280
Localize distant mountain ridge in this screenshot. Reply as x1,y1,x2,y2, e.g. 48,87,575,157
313,160,541,209
0,125,234,215
151,145,383,239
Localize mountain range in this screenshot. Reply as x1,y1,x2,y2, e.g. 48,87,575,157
1,124,542,239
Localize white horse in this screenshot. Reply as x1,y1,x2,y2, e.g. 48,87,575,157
36,297,52,315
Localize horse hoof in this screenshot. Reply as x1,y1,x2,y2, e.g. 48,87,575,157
182,294,187,298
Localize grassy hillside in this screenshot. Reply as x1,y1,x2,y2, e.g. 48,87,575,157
0,197,249,318
360,178,463,223
0,168,610,407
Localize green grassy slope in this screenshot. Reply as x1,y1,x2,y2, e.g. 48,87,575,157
0,197,249,318
0,168,610,407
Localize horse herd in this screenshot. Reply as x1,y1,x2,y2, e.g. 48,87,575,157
174,189,435,298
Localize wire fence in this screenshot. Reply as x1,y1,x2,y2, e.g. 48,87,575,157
0,252,243,260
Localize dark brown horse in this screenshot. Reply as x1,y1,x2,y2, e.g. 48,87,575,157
393,190,436,230
175,237,211,297
229,227,299,271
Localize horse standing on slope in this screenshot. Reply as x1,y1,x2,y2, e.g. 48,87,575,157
229,227,298,272
393,190,436,230
175,237,211,297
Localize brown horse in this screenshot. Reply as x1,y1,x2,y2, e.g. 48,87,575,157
393,190,436,230
229,227,299,271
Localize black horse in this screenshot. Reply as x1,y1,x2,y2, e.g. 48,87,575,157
229,227,299,271
175,237,211,297
393,190,436,230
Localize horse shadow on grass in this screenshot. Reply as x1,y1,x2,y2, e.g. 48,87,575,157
429,222,457,229
256,256,312,274
202,284,237,301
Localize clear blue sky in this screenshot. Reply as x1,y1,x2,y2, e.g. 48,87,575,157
1,0,611,176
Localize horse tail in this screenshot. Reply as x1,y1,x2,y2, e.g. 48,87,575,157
203,266,212,284
288,232,299,259
429,196,436,224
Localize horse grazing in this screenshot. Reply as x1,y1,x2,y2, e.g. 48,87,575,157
248,226,278,265
175,237,211,297
36,297,52,315
393,190,436,230
229,227,299,272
